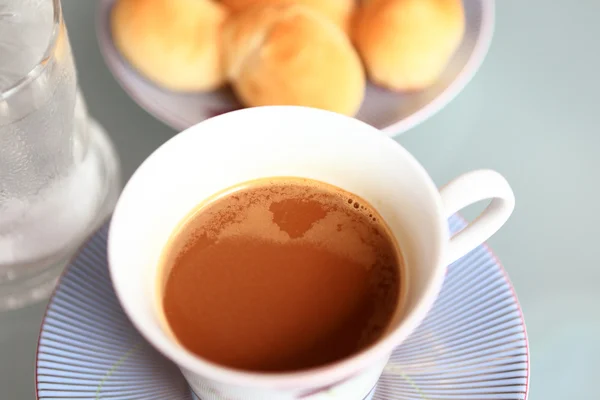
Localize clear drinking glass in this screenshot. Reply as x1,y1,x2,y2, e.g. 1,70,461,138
0,0,121,309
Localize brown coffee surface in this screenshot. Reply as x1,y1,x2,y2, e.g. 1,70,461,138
160,178,401,372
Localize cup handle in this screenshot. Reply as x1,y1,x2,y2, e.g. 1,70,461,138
439,170,515,265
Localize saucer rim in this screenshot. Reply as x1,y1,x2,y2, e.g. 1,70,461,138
34,213,529,399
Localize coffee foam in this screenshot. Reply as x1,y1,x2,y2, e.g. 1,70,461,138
179,178,393,270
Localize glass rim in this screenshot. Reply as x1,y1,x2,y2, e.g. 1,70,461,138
0,0,62,101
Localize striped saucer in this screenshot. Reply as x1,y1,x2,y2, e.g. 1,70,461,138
36,215,529,400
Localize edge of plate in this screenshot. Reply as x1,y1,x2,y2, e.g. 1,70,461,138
95,0,181,131
455,214,530,400
96,0,496,137
33,215,112,400
382,0,496,136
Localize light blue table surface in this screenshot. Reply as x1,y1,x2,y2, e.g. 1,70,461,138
1,0,598,398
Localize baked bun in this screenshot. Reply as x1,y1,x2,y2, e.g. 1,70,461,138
353,0,465,91
222,3,365,116
111,0,228,92
221,0,355,33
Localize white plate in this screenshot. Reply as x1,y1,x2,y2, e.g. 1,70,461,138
96,0,495,136
36,215,529,400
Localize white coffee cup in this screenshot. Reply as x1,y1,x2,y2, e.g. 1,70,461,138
109,106,514,400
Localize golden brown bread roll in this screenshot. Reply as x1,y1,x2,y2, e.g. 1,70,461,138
221,0,355,33
222,3,365,116
111,0,228,92
353,0,465,91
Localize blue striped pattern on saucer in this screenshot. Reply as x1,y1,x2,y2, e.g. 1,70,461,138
36,215,529,400
373,216,529,399
35,224,193,400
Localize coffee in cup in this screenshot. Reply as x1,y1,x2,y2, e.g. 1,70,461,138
158,177,405,373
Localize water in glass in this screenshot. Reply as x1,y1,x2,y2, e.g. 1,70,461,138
0,0,121,309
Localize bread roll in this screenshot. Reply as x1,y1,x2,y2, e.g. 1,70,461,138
353,0,465,91
222,3,365,116
221,0,354,34
111,0,228,92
